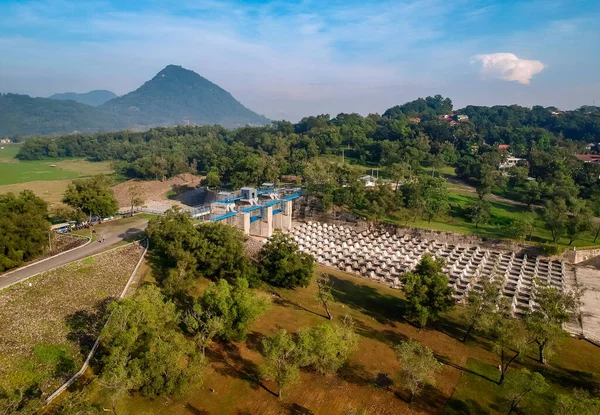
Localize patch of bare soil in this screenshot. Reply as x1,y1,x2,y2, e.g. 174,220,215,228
111,173,205,210
0,243,143,393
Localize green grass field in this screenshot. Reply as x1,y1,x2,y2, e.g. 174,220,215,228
0,144,113,186
379,191,599,248
84,266,600,415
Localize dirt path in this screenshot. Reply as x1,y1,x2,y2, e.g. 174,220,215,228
447,177,534,208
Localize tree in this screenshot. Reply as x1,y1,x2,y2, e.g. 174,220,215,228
487,299,527,384
477,164,504,198
258,229,314,289
260,329,300,399
502,369,549,415
147,210,258,288
183,305,225,356
296,318,359,375
402,255,454,328
0,364,44,415
99,285,203,399
543,198,569,242
62,175,118,219
315,273,335,320
390,162,411,189
127,182,144,213
205,167,221,188
0,190,50,272
421,176,449,223
566,199,593,245
505,218,534,241
554,389,600,415
198,278,270,341
48,387,101,415
507,165,529,188
525,284,581,364
466,197,491,228
462,276,502,342
524,180,542,209
394,340,441,403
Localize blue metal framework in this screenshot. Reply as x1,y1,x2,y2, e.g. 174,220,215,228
210,211,238,222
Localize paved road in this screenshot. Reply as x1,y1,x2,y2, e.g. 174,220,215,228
0,216,149,290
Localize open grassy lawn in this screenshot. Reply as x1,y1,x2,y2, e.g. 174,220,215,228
0,143,113,185
382,191,599,248
0,243,144,395
104,266,600,415
0,144,114,205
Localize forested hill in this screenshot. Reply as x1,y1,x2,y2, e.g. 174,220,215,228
48,90,118,106
99,65,270,128
0,65,269,137
0,93,125,137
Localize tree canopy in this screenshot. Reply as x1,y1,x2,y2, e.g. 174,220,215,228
99,285,203,398
0,190,50,272
62,175,118,218
402,254,454,327
258,229,315,289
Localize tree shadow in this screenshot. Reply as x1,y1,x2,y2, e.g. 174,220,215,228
116,227,145,242
327,275,407,325
352,319,408,346
338,362,374,388
65,297,114,359
434,353,499,384
518,358,599,391
245,331,264,353
271,292,326,319
444,397,490,415
408,383,448,413
288,403,314,415
432,314,468,342
207,341,277,397
184,403,209,415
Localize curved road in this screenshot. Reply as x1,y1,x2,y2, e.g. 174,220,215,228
0,216,149,290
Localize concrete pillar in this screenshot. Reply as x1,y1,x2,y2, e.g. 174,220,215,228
261,206,273,237
281,200,293,230
238,212,250,235
273,210,282,229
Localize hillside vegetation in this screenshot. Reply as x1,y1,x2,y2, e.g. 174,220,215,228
100,65,269,128
0,93,123,137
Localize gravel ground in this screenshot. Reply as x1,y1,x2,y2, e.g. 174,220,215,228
0,243,143,393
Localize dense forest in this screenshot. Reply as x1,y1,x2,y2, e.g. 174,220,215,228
14,95,600,247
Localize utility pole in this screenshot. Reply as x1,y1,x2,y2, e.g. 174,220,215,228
48,230,52,251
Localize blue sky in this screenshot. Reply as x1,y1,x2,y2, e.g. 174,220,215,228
0,0,599,120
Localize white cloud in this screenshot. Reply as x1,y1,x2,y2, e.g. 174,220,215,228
473,53,546,84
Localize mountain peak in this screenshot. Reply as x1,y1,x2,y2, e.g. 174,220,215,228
100,65,269,128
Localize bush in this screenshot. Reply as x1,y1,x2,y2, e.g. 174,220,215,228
258,229,314,289
541,243,566,257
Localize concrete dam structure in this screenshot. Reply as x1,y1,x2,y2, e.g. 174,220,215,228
201,184,301,237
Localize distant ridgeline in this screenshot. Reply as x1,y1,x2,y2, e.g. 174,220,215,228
0,65,270,137
48,90,118,107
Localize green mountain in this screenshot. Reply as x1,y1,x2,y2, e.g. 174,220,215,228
100,65,269,128
0,93,124,137
0,65,270,137
48,90,118,106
